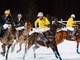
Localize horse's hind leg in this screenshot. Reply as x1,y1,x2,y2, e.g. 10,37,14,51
33,45,39,58
76,42,80,54
5,44,12,60
1,44,6,56
16,42,22,53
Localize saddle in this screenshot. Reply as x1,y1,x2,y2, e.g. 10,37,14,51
56,28,62,32
67,29,73,36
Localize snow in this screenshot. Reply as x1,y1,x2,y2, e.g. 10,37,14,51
0,40,80,60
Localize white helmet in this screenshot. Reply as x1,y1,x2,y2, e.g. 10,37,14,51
37,12,43,17
17,14,22,17
71,14,75,18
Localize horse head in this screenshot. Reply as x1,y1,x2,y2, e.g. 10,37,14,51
24,22,33,31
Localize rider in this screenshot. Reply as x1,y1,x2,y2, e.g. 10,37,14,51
15,14,25,36
50,17,61,37
0,10,14,37
34,12,50,32
66,14,77,40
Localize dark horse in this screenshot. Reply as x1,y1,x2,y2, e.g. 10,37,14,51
0,24,16,60
25,23,64,60
55,26,80,54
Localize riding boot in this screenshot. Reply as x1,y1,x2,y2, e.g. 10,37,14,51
0,27,6,37
71,30,76,40
2,29,6,37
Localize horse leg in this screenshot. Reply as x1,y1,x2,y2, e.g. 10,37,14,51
51,44,62,60
5,44,12,60
11,41,18,52
11,31,19,52
33,44,39,58
16,42,22,53
23,43,28,59
76,42,80,54
1,44,6,56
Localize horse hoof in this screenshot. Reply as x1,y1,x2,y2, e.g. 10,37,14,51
76,48,80,54
16,51,19,53
11,45,15,53
16,50,21,53
58,56,62,60
11,49,14,53
54,51,58,58
76,51,80,54
1,52,5,56
11,47,14,53
34,54,36,58
5,58,8,60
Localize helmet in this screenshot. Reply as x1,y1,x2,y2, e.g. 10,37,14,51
17,14,22,17
37,12,43,17
4,10,10,14
71,14,75,18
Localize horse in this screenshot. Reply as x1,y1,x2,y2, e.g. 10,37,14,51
23,22,66,60
24,22,64,60
75,28,80,54
26,30,62,60
11,22,33,53
0,24,15,60
55,25,80,54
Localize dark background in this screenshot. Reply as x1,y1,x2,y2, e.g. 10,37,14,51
0,0,80,21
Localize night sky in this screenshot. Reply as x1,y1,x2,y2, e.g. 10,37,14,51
0,0,80,20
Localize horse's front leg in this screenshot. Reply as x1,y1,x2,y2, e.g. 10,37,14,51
5,44,12,60
16,42,22,53
76,42,80,54
23,43,28,59
11,31,19,52
11,40,18,52
51,42,62,60
1,44,6,56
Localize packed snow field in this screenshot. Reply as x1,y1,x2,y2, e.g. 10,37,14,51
0,28,80,60
0,40,80,60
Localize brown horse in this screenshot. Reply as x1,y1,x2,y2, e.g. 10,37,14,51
55,26,80,54
11,22,33,53
23,23,65,60
55,30,72,44
0,24,15,60
75,28,80,54
25,30,62,60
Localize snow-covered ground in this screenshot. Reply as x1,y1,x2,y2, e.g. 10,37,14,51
0,28,80,60
0,39,80,60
